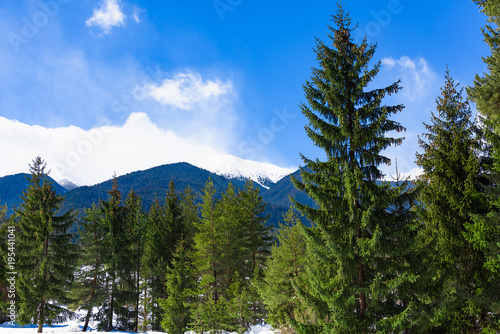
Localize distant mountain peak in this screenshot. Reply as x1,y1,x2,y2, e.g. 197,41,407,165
189,155,294,189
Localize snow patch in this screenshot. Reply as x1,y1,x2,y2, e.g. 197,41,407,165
193,154,294,189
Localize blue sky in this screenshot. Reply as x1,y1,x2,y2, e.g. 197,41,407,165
0,0,491,185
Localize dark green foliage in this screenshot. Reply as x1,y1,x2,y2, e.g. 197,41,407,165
469,0,500,133
71,205,106,332
258,206,317,332
191,179,273,333
240,179,272,277
416,71,493,332
58,162,264,217
124,190,146,332
467,3,500,331
239,179,273,324
160,240,196,334
15,157,78,333
144,180,189,330
291,4,419,332
97,178,137,331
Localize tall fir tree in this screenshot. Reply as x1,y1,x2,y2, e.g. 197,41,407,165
124,190,146,332
239,179,272,324
416,71,492,332
291,4,417,332
98,177,136,331
191,179,224,332
467,1,500,330
15,157,78,333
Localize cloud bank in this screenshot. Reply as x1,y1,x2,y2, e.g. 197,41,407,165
0,113,246,186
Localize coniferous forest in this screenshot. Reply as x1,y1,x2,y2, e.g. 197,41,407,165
1,1,500,333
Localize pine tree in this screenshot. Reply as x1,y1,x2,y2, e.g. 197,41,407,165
291,3,415,332
218,183,246,295
257,206,315,332
15,157,78,333
124,190,145,332
144,181,187,330
160,240,196,334
239,180,272,276
98,177,136,331
466,2,500,330
469,0,500,131
180,185,198,248
71,205,106,332
191,179,222,332
239,179,272,324
416,70,491,332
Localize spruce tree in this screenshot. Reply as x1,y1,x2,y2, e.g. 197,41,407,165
467,2,500,330
239,179,272,324
144,181,186,330
469,0,500,131
160,240,196,334
15,157,78,333
124,190,145,332
291,4,416,332
191,179,224,332
98,177,136,331
71,205,106,332
416,70,491,332
258,206,314,332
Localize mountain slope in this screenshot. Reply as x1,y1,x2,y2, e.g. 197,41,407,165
0,173,66,214
0,163,309,228
59,162,267,216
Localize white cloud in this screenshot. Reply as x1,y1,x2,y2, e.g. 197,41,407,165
0,113,215,185
0,113,291,187
145,71,234,110
381,56,437,103
86,0,126,34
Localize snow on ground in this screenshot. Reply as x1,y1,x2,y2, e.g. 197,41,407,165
0,321,276,334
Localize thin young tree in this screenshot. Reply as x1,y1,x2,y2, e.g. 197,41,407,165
71,205,106,332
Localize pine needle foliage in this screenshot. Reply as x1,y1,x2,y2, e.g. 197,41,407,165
15,157,78,333
291,3,417,332
416,70,492,332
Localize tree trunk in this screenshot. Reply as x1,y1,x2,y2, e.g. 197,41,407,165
134,236,141,333
37,299,45,333
142,286,148,332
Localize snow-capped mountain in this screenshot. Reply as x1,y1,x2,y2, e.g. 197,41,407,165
193,154,295,189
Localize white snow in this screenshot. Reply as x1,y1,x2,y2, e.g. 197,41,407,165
194,154,294,189
0,321,276,334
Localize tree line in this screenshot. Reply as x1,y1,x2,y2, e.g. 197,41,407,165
0,159,273,334
1,1,500,333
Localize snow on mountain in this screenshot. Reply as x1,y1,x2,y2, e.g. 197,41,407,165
191,154,295,189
